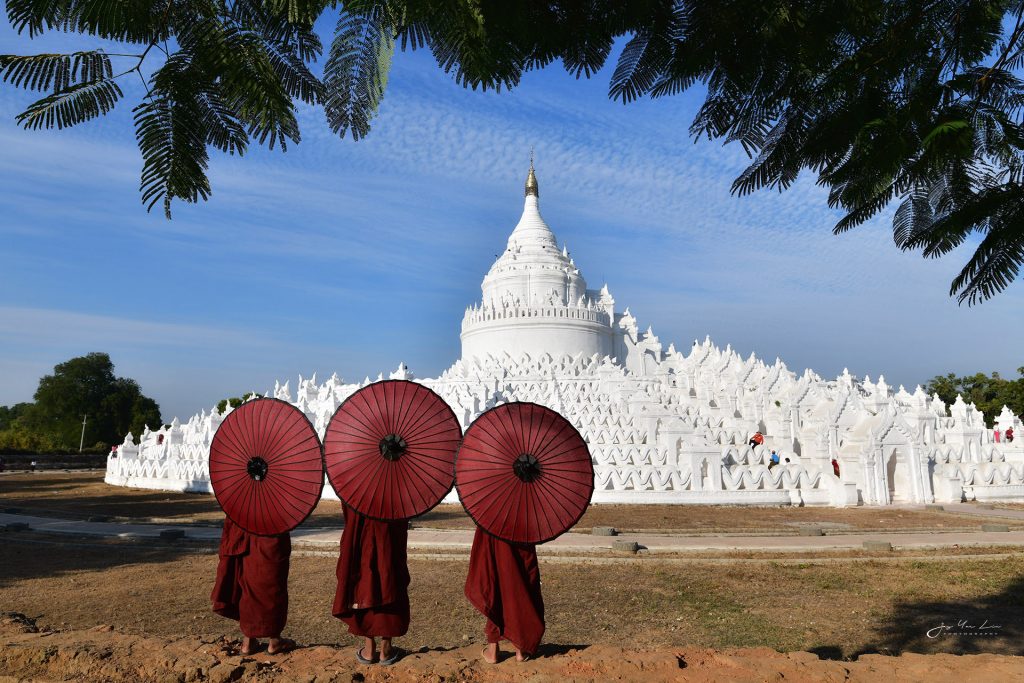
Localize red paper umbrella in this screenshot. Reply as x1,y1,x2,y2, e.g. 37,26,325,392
324,380,462,520
210,398,324,536
456,402,593,544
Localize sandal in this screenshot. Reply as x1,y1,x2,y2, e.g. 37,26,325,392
267,638,296,655
240,640,263,656
481,647,499,665
356,647,377,665
380,648,403,666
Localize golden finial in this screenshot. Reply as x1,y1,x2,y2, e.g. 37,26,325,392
525,149,539,198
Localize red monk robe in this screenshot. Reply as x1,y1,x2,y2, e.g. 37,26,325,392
465,527,545,655
210,517,291,638
333,504,411,637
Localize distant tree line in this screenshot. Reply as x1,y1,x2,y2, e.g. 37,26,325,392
925,368,1024,429
0,353,162,454
215,394,260,414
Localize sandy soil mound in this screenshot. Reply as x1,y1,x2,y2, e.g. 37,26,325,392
2,613,1021,683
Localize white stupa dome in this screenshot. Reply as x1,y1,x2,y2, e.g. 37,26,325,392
461,163,617,362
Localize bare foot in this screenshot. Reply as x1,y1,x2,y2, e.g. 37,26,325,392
267,637,296,655
515,647,530,662
380,637,392,661
482,643,499,664
240,637,261,656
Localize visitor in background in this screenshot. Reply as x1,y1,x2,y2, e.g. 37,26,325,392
768,450,780,470
210,517,295,656
749,432,764,451
334,503,409,666
1007,427,1015,443
30,460,37,472
995,428,1002,443
831,458,841,477
466,526,545,664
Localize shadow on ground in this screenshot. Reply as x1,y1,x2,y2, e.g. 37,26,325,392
808,575,1024,660
0,534,210,587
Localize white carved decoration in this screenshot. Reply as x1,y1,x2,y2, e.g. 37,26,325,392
105,167,1024,506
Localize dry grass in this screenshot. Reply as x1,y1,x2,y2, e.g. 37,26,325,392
1,534,1022,659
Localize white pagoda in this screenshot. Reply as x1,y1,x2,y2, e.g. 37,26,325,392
106,164,1024,507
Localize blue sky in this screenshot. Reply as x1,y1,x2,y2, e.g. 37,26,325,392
1,19,1022,422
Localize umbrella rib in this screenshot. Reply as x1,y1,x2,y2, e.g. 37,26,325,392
533,440,590,463
263,414,313,464
460,414,512,451
471,476,519,540
533,478,559,541
360,442,391,518
399,399,450,443
369,383,391,438
531,473,579,532
400,458,435,515
521,408,543,458
264,476,309,524
391,382,418,442
233,403,254,465
216,415,253,465
272,408,308,461
212,429,253,467
331,396,380,443
215,475,250,517
471,415,518,462
253,401,273,461
530,413,568,459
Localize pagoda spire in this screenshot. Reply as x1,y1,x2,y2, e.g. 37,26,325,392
525,150,539,198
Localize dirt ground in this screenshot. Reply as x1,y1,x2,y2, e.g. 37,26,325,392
1,472,1012,533
3,473,1024,681
2,534,1023,658
4,616,1024,683
2,534,1024,681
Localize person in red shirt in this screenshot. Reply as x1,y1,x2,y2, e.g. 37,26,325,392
333,504,409,665
211,517,295,655
748,431,765,450
465,527,545,663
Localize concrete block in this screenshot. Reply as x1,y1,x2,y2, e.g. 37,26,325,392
611,540,640,554
981,523,1010,533
159,529,186,540
924,504,944,511
592,526,618,536
863,540,892,551
798,527,824,536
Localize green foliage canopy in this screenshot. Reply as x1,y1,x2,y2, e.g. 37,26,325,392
0,352,162,452
925,366,1024,427
3,1,1024,302
215,393,260,413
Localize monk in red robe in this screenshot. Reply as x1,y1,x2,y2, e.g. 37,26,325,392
210,517,295,655
333,504,410,665
465,527,545,663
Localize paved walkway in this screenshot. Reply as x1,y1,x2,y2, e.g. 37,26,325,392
5,511,1024,554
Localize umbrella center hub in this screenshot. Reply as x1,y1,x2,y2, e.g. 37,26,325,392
247,457,269,482
513,453,542,483
379,434,408,461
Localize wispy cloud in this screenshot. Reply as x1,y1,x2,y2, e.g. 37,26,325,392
1,25,1021,421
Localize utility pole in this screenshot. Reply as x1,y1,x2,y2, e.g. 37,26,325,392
79,414,87,453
